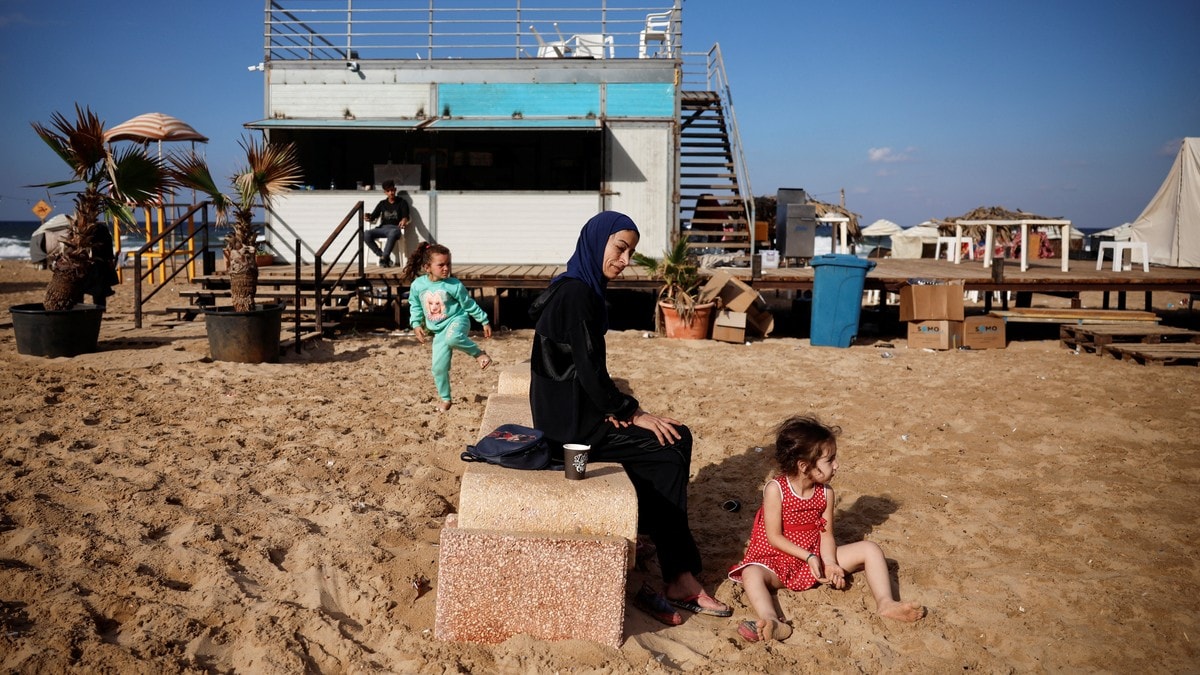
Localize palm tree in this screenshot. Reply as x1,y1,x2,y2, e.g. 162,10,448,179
633,236,703,326
31,105,172,310
170,137,302,312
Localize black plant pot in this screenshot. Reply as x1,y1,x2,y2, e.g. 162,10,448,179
204,303,283,363
9,303,104,358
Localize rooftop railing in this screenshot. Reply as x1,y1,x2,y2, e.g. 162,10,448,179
265,1,682,61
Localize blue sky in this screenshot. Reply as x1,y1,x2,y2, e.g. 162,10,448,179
1,0,1196,230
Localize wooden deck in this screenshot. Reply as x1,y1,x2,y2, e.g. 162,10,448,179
255,257,1200,326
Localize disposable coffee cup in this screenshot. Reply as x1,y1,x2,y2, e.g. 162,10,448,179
563,444,590,480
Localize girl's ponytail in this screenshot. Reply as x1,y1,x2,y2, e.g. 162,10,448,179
400,242,431,282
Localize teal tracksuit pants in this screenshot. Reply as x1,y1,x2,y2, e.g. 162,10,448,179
430,314,483,401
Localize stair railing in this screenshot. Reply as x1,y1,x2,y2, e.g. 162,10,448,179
697,43,755,253
132,201,212,328
312,201,368,333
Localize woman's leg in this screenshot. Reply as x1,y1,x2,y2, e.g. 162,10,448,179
592,425,700,581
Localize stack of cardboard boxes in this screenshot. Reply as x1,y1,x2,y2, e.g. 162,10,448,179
900,281,1006,350
698,270,775,343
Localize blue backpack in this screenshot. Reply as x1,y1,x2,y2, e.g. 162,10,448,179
461,424,554,471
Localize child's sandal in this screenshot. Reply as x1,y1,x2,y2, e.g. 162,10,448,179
737,620,761,642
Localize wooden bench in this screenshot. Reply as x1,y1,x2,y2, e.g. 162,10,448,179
434,362,638,648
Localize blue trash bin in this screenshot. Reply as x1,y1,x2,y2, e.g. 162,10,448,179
809,254,876,347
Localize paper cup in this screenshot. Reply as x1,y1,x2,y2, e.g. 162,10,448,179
563,443,590,480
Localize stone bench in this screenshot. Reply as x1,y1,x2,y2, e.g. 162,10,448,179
434,360,639,648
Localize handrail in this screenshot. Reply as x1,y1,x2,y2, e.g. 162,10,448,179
704,44,754,253
312,201,368,333
132,201,212,328
678,44,756,254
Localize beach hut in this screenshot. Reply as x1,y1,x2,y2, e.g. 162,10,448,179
1130,137,1200,267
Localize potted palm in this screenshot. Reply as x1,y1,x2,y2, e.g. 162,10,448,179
633,237,714,339
11,105,171,357
170,137,302,362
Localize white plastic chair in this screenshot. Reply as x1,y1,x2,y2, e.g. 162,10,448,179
639,11,674,58
529,24,568,58
571,33,614,59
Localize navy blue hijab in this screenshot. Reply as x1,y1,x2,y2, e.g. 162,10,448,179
556,211,639,299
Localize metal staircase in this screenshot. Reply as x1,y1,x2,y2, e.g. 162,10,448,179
679,45,754,255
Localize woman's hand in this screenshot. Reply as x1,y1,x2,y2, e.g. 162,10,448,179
631,409,683,446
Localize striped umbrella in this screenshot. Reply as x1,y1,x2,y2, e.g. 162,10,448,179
104,112,208,144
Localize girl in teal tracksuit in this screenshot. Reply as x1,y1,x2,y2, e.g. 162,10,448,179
403,242,492,411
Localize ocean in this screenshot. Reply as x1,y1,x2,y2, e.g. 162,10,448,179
1,220,151,261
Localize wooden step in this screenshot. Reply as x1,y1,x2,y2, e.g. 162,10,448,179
990,308,1160,324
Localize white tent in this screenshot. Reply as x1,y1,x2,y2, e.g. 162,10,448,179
890,223,940,259
1130,137,1200,267
860,219,903,237
1094,223,1132,240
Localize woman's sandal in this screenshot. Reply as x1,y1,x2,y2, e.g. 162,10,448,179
667,590,732,617
633,584,683,626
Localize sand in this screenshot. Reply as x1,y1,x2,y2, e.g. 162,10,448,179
1,259,1198,672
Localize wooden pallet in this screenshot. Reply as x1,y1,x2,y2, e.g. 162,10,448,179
1060,323,1200,355
1102,343,1200,366
991,308,1160,325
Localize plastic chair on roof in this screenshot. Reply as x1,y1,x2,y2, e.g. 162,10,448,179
639,11,674,58
529,24,568,58
571,33,614,59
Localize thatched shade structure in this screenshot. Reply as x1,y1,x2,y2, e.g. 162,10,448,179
808,198,862,241
935,205,1060,243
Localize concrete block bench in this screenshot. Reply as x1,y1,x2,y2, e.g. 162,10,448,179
434,359,639,647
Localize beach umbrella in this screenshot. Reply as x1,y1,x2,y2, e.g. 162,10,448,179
104,112,208,145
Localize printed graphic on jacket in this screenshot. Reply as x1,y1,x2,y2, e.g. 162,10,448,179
420,290,447,322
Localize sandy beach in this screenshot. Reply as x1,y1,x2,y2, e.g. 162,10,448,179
1,259,1198,672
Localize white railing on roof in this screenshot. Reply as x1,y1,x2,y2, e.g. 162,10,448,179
264,1,682,61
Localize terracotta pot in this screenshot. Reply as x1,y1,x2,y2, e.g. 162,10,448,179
255,253,274,267
659,301,714,339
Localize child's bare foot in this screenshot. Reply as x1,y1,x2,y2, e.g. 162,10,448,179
761,618,793,641
477,353,492,370
878,599,926,622
436,400,452,412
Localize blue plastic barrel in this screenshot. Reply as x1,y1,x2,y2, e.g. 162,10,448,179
809,254,876,347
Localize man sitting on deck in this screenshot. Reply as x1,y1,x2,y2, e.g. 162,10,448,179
364,180,410,267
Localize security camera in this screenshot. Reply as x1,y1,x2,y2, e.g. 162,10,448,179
346,61,359,72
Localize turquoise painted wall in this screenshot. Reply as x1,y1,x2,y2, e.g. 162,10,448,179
437,82,674,118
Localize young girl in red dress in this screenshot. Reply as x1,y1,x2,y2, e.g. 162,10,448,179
728,415,925,642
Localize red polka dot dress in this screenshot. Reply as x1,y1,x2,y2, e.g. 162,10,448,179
728,475,827,591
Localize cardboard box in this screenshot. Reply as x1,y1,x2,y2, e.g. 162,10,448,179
712,309,747,343
907,320,962,350
962,315,1006,349
712,306,774,343
899,281,965,322
698,270,766,313
746,304,774,337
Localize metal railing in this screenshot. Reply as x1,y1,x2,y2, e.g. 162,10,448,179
680,43,756,252
265,1,681,61
312,201,369,333
132,202,213,328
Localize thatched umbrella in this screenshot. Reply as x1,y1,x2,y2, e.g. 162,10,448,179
808,198,862,241
935,205,1060,243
